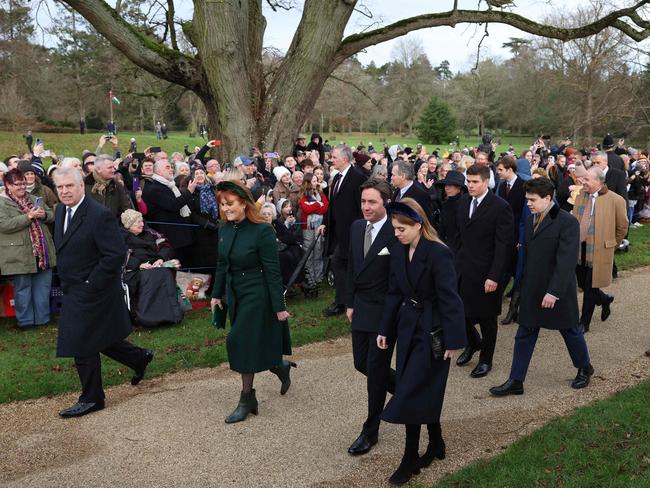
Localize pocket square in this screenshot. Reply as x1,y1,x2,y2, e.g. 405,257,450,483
378,247,390,256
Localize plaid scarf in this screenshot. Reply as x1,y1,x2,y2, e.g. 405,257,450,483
5,191,49,271
574,185,608,266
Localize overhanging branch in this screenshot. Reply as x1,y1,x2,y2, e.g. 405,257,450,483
335,2,650,64
60,0,200,91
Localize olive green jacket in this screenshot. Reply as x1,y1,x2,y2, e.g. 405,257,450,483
0,193,56,275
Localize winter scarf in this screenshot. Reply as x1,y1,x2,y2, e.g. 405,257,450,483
152,174,191,217
5,190,49,270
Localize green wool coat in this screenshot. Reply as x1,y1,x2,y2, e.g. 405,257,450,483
0,193,56,275
212,218,291,373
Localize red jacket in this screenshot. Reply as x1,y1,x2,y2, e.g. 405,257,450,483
299,191,329,230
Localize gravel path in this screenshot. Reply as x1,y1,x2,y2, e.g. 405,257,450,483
2,267,649,487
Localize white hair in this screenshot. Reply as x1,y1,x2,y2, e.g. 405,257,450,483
261,202,277,219
93,154,114,170
53,167,84,184
60,157,82,169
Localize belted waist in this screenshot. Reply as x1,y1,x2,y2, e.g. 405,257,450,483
402,298,424,310
231,267,264,277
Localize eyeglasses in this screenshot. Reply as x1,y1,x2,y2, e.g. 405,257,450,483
8,181,27,187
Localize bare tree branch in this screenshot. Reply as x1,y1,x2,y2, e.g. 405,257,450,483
335,2,650,65
329,74,379,107
60,0,199,91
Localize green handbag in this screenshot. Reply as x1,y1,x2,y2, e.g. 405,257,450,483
212,302,228,329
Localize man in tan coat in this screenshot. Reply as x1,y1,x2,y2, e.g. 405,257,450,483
572,167,627,332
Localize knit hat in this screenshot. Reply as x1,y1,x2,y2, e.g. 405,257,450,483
121,209,143,229
276,197,289,215
602,134,615,149
273,165,291,181
17,160,35,174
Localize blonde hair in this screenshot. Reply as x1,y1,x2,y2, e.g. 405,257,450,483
392,197,444,244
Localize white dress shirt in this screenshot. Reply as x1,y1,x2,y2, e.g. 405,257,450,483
366,214,388,246
398,181,414,200
469,189,489,218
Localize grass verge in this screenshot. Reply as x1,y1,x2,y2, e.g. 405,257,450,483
0,287,346,404
431,380,650,488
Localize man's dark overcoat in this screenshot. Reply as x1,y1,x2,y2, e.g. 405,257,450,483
518,204,580,330
55,197,132,357
454,191,514,318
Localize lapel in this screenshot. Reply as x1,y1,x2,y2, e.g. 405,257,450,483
352,221,365,274
457,194,471,229
57,197,89,251
392,243,414,298
220,222,239,271
407,238,431,294
357,219,393,276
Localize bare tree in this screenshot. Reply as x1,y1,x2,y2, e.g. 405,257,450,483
60,0,650,158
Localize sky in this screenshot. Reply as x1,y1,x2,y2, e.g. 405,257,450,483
37,0,648,73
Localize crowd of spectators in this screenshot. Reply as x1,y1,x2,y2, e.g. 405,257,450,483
0,129,648,330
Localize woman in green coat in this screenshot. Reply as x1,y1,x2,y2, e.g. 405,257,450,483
211,180,295,424
0,169,56,329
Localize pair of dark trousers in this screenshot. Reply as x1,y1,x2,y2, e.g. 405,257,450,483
465,316,498,364
509,325,590,382
580,267,610,328
331,244,348,305
74,340,146,403
351,330,396,439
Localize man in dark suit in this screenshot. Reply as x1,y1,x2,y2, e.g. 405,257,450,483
454,164,514,378
319,144,366,316
602,134,625,172
496,155,526,323
53,168,154,418
391,160,434,223
142,159,197,266
345,179,397,456
490,178,594,396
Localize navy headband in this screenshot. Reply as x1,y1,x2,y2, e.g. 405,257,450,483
385,201,423,224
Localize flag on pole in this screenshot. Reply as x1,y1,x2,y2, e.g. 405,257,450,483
112,96,121,105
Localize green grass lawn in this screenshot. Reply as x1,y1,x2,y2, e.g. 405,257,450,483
432,380,650,487
0,287,345,404
0,130,535,163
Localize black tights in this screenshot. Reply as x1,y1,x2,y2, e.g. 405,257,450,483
242,373,254,393
405,424,421,455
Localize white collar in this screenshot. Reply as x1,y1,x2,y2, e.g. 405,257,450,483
338,165,351,179
67,194,85,214
400,181,414,195
367,213,388,231
473,189,489,205
508,175,517,185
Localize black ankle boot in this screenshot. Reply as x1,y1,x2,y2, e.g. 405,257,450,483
270,360,297,395
501,291,520,325
224,389,258,424
389,425,421,485
420,422,446,468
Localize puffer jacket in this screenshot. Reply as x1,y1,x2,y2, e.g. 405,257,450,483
0,193,56,275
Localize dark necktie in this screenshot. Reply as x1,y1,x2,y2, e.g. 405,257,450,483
363,222,373,258
506,182,511,196
470,198,479,218
65,207,73,233
332,174,342,198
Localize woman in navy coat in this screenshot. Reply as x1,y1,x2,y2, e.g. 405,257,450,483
377,198,467,486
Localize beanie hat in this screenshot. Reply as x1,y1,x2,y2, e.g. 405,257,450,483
273,166,291,181
276,197,289,215
602,134,614,149
17,160,34,174
120,209,143,229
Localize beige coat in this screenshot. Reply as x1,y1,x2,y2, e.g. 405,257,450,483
572,188,627,288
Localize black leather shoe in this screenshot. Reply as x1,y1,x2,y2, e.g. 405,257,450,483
347,433,378,456
571,364,594,389
59,401,105,418
131,349,154,386
470,362,492,378
323,302,345,317
489,378,524,396
646,348,650,357
388,453,421,485
601,295,614,322
456,344,481,366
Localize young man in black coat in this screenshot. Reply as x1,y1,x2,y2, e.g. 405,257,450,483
454,165,514,378
53,168,153,418
345,179,397,456
319,144,366,316
490,178,593,396
142,159,197,266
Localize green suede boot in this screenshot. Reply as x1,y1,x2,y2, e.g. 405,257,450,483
270,360,297,395
224,389,258,424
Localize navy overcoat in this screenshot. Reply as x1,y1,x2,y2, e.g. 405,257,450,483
379,239,467,424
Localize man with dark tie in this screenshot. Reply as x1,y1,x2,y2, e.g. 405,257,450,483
345,178,397,456
496,155,526,323
53,168,154,418
454,164,513,378
490,177,594,396
319,144,367,317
